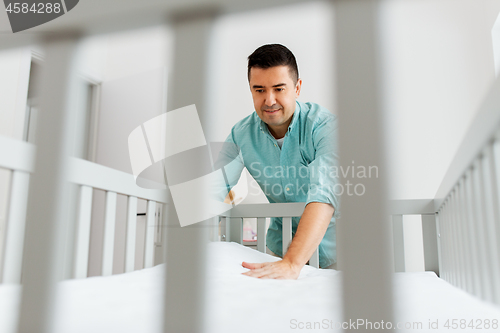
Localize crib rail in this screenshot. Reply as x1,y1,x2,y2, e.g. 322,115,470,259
68,158,168,278
390,193,500,307
223,200,441,274
0,134,168,283
220,202,318,268
0,136,34,284
389,78,500,306
389,199,439,275
436,143,500,305
434,78,500,306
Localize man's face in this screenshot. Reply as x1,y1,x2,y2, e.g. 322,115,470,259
249,65,302,138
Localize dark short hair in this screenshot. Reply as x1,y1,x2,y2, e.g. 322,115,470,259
247,44,299,83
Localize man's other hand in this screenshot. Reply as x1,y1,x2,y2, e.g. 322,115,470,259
241,260,301,280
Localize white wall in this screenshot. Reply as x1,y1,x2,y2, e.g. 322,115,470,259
381,0,500,200
0,48,31,140
379,0,500,270
493,11,500,76
208,2,336,143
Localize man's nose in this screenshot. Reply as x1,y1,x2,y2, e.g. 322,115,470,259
265,92,276,106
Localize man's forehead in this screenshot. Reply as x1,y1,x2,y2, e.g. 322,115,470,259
249,66,294,86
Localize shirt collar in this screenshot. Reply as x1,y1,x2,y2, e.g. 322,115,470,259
287,101,301,133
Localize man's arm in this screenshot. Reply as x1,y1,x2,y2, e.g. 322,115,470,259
242,202,334,279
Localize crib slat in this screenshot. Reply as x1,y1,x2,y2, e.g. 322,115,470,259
449,188,461,287
453,184,466,289
220,217,228,242
392,214,405,272
102,191,117,276
451,188,464,288
477,157,496,301
471,161,493,301
421,214,439,275
458,179,473,291
17,35,82,333
443,195,453,284
435,212,443,277
257,217,266,253
490,140,500,301
309,248,319,269
144,200,156,268
335,0,393,325
229,218,242,244
457,181,474,294
448,195,456,284
282,217,292,256
464,169,483,297
73,185,93,279
125,196,138,273
163,12,215,332
439,200,448,281
441,199,451,282
208,216,219,242
481,144,500,303
2,170,30,284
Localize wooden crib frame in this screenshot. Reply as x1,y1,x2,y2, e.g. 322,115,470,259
1,0,499,332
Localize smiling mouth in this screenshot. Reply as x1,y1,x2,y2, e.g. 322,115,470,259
264,109,280,114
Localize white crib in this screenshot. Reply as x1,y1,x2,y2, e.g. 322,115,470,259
1,0,500,332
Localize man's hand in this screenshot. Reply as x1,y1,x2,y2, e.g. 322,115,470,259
241,202,334,280
241,259,301,280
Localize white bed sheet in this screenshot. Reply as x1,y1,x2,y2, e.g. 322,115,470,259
0,242,499,333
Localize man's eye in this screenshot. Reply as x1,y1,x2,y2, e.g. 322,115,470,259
256,89,264,93
276,88,283,92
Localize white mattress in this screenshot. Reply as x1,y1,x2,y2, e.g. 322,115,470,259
1,242,499,333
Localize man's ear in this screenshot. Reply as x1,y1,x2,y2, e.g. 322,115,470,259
295,78,303,97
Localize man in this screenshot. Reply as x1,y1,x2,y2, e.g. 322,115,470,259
221,44,339,279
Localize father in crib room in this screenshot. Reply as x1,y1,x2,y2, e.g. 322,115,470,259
219,44,339,279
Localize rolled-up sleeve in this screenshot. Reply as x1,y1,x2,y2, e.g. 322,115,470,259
305,115,340,218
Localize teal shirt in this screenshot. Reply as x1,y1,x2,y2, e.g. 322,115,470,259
224,101,340,268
